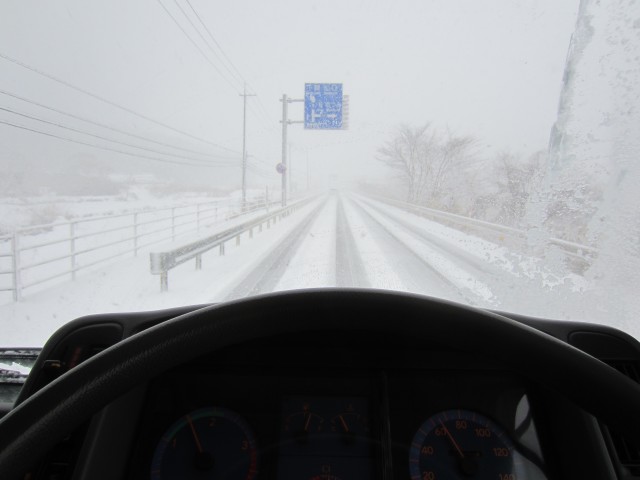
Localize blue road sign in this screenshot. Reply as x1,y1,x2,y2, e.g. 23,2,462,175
304,83,343,129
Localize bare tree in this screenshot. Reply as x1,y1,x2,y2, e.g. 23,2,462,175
377,124,476,206
376,124,433,203
429,133,477,206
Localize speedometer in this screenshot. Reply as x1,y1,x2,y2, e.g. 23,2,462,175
409,409,521,480
150,407,258,480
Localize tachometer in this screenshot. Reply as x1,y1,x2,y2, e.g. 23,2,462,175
150,406,258,480
409,409,520,480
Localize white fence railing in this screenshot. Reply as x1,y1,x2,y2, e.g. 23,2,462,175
363,194,598,269
0,197,278,303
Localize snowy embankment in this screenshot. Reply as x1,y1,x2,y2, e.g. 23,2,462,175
0,197,322,347
351,194,615,330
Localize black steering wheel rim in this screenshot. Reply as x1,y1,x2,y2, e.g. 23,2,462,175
1,288,639,478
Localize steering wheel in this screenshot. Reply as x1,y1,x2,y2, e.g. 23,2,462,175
1,289,639,478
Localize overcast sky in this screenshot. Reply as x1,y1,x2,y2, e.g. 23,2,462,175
0,0,580,191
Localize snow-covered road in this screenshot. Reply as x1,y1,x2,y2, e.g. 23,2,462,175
214,193,528,307
219,194,470,302
1,191,597,347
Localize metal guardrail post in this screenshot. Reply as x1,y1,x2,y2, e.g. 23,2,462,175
70,222,77,280
160,272,168,292
147,196,316,292
11,233,21,301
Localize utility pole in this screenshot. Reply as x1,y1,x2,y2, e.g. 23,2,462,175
281,94,288,207
288,143,293,195
240,84,256,209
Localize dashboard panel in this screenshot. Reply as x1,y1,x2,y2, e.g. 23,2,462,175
123,334,549,480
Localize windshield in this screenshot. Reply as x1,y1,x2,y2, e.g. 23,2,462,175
1,0,639,348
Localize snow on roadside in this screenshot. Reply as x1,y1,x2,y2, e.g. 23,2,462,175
0,189,229,234
356,195,594,322
354,197,496,305
360,195,587,289
273,196,338,291
0,362,31,375
0,199,323,347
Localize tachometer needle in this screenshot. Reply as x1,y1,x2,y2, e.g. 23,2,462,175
304,413,312,432
439,421,464,459
339,415,350,433
186,415,204,453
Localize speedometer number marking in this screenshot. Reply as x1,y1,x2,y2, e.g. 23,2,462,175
409,409,522,479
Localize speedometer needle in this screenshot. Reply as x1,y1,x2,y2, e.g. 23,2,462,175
304,413,312,432
439,421,464,458
187,415,204,453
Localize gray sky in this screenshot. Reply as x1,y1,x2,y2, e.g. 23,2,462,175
0,0,579,191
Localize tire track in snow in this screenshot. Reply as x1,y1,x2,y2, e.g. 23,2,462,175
351,195,496,306
335,195,369,287
223,197,328,300
344,195,469,304
357,196,503,304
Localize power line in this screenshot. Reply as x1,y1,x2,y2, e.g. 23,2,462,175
185,0,247,85
155,0,240,93
157,1,282,145
246,155,275,178
0,120,239,169
247,164,273,179
172,0,244,88
247,101,277,134
153,4,279,146
0,89,238,160
0,51,240,154
180,0,277,136
247,83,279,133
0,106,237,166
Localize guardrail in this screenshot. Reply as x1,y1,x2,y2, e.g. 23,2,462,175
0,197,279,303
363,194,598,269
150,197,316,292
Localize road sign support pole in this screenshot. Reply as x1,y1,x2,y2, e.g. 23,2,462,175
279,95,304,206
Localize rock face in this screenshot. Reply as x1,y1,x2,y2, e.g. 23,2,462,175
537,0,640,329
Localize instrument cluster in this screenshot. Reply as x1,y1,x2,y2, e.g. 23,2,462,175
128,366,549,480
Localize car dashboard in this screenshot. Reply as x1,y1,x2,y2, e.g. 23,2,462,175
3,293,640,480
126,340,543,480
